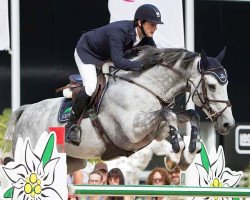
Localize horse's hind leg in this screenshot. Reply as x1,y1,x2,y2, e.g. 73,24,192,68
159,108,185,171
66,156,87,175
176,109,201,171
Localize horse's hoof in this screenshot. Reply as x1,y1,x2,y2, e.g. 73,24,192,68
170,134,183,153
189,139,201,153
164,156,177,171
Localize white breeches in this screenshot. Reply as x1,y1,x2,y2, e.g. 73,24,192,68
74,49,97,96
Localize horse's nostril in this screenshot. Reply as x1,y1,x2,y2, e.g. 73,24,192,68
223,123,229,128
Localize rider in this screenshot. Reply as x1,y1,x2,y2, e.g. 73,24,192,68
65,4,164,145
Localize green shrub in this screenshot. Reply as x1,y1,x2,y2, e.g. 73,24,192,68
0,108,12,153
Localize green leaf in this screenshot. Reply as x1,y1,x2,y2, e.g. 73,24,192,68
41,134,54,166
200,142,211,172
3,187,13,198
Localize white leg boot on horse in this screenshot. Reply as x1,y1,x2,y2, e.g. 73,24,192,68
65,88,91,146
158,108,185,171
176,109,202,171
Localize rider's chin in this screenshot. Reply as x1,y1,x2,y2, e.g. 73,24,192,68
146,33,152,37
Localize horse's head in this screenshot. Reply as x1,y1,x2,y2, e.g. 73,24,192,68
191,47,235,135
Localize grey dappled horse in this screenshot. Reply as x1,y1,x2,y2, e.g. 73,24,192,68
5,47,235,174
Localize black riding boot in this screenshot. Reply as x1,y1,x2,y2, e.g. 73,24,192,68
65,88,91,146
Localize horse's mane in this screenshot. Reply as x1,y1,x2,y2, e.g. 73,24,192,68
124,46,199,69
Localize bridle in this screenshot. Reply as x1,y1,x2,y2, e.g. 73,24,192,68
108,60,232,123
160,61,232,122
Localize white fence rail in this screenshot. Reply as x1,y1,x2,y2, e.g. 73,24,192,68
73,185,250,198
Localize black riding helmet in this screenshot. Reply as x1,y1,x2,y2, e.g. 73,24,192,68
134,4,164,25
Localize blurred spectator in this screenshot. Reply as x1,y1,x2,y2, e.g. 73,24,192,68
106,168,132,200
147,167,170,185
107,168,125,185
72,170,84,185
166,167,180,185
94,162,108,184
146,167,171,200
0,156,14,191
85,171,104,200
0,158,3,165
88,171,103,185
3,157,14,165
68,194,80,200
0,157,4,192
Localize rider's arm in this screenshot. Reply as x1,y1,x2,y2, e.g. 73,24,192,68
108,28,143,71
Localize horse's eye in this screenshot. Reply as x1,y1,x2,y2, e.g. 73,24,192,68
208,84,216,91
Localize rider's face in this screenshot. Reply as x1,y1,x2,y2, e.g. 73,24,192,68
137,20,157,38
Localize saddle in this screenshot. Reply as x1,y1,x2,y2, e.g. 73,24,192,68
57,72,106,122
56,64,135,160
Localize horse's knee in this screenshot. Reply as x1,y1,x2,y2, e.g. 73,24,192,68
160,109,177,125
186,109,200,122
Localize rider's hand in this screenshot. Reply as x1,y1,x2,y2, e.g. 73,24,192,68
141,58,158,70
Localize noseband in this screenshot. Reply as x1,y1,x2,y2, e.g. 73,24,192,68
193,67,231,122
160,62,232,122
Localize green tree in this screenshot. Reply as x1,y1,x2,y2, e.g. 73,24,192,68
242,164,250,187
0,108,12,153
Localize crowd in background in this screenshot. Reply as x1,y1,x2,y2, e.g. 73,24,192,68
68,162,181,200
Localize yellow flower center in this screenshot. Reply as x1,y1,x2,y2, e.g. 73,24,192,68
34,185,42,194
30,173,37,183
24,173,42,198
210,178,223,187
24,183,32,194
210,178,223,200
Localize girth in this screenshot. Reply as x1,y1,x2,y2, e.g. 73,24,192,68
88,108,136,160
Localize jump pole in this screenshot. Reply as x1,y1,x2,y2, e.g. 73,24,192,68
72,185,250,198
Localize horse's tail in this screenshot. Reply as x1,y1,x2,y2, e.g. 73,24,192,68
5,105,31,141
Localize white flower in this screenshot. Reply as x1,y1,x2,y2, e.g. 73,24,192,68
3,141,62,200
195,147,242,200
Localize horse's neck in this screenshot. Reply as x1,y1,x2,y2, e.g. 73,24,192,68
132,61,200,103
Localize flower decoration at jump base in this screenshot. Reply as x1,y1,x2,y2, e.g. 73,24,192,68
0,132,67,200
195,142,243,200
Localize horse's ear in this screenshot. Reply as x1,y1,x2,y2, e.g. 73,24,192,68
217,46,226,62
200,50,208,70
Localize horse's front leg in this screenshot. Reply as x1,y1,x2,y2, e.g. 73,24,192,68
158,108,185,171
131,109,164,143
176,109,201,153
133,108,181,149
176,109,202,170
133,108,184,171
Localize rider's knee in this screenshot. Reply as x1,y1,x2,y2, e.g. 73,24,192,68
85,85,96,96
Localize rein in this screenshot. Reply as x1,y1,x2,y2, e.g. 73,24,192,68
106,73,173,108
160,62,231,122
196,65,232,122
107,60,231,122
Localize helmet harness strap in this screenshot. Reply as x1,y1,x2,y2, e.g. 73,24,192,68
139,21,147,37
